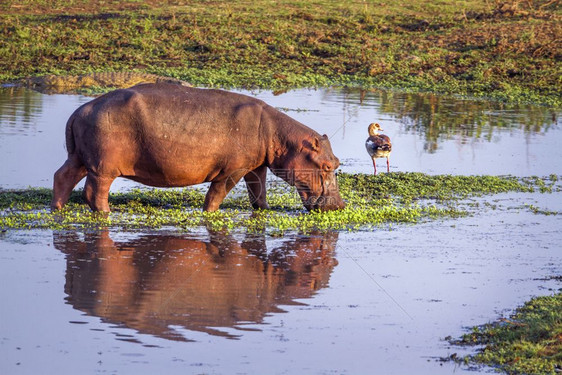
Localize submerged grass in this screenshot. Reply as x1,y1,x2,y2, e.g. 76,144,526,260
453,293,562,375
0,0,560,105
0,173,558,233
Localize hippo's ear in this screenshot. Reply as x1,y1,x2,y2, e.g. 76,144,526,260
304,137,320,152
312,137,320,151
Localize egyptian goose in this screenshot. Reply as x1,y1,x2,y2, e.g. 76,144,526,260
365,123,392,175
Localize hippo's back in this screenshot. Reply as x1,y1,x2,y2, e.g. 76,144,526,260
68,84,269,187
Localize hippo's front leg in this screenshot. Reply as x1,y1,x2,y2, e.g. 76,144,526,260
244,165,269,210
203,170,246,212
203,182,228,212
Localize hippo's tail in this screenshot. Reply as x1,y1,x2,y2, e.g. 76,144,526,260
65,113,76,155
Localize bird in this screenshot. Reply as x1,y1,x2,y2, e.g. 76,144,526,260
365,123,392,175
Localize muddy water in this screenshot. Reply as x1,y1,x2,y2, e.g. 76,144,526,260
1,86,561,374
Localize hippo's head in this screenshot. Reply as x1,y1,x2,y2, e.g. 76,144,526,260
273,134,346,211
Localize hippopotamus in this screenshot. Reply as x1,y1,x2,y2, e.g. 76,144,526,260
51,83,346,212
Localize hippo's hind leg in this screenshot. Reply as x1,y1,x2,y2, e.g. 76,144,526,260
51,155,87,210
244,165,269,210
83,173,115,212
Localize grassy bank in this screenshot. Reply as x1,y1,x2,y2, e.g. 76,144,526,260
0,173,558,233
453,292,562,374
1,0,560,105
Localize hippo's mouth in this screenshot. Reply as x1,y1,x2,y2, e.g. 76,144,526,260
304,196,330,211
297,186,345,211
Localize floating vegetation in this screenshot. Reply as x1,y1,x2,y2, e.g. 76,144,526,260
526,204,560,216
0,173,559,233
337,172,560,202
451,293,562,375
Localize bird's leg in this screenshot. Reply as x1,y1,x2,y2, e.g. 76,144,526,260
372,158,377,176
386,157,390,173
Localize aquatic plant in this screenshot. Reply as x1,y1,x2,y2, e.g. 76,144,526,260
452,292,562,375
337,172,556,202
0,173,558,233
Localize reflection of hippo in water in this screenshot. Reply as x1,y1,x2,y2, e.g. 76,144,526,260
53,230,338,341
51,83,345,212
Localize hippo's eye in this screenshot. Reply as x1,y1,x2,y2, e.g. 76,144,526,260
323,164,332,171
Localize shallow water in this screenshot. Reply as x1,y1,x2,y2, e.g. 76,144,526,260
1,86,561,374
0,86,560,189
1,198,561,374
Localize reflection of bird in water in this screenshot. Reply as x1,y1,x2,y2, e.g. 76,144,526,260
365,123,392,175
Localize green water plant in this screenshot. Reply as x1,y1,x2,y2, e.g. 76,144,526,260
453,292,562,375
337,172,555,202
0,173,558,233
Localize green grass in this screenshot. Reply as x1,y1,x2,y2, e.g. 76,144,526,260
453,293,562,374
1,172,558,233
0,0,560,106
